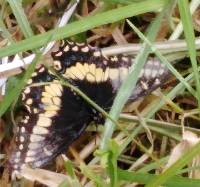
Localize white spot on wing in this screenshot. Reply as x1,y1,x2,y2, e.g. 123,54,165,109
144,69,152,78
64,45,69,52
30,134,45,142
21,127,25,133
55,51,62,57
152,70,157,77
72,46,78,51
103,68,109,81
25,157,35,163
16,151,21,157
28,142,41,149
109,68,119,80
53,60,62,71
81,46,89,52
33,126,48,134
19,144,23,150
119,67,128,82
159,68,165,75
43,147,52,156
155,78,161,85
122,56,129,62
26,150,36,156
38,67,45,73
32,72,37,77
24,87,30,94
93,51,101,57
27,79,32,84
140,81,148,90
20,136,25,142
37,115,52,127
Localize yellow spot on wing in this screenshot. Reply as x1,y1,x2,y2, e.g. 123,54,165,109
103,68,109,81
95,68,103,83
55,82,62,92
42,92,52,98
42,97,53,105
64,69,76,79
70,66,84,80
50,83,62,96
76,62,86,76
52,97,61,106
89,64,96,76
86,73,95,82
44,105,60,111
45,86,56,96
83,63,90,73
44,110,57,117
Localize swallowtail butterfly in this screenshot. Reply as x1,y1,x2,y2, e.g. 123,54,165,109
8,41,170,177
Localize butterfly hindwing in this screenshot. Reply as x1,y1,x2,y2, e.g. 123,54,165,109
8,66,92,174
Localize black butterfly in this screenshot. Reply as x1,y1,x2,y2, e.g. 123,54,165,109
8,41,170,177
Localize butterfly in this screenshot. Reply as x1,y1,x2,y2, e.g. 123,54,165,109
8,40,170,177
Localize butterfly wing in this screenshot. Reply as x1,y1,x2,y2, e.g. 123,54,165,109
8,41,170,176
8,66,92,175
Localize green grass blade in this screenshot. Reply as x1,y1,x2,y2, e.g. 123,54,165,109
146,67,200,119
80,163,108,187
0,0,167,58
7,0,34,38
100,2,169,150
177,0,200,110
118,168,200,187
107,140,120,187
146,141,200,187
0,52,42,117
128,22,197,99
